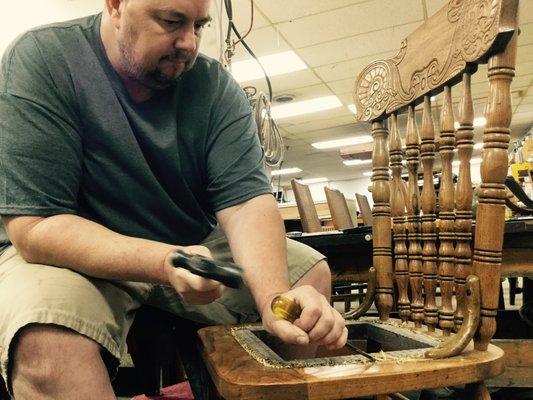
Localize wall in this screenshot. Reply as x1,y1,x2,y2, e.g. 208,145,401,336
0,1,221,58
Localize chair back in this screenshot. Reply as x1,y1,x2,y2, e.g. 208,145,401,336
291,179,322,233
324,187,355,230
355,193,373,226
353,0,519,351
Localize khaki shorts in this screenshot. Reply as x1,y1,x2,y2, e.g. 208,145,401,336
0,227,324,389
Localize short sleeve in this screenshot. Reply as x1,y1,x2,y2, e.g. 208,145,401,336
0,32,82,216
204,66,272,212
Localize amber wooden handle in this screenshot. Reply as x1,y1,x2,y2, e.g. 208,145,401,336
271,296,302,323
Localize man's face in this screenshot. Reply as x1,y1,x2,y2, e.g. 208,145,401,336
115,0,212,89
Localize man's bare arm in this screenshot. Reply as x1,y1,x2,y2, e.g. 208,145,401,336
216,194,290,313
2,214,176,284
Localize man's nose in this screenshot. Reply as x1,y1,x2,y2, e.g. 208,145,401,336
174,27,197,54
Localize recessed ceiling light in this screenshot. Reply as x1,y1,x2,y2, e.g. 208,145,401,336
231,51,307,83
297,177,328,184
273,94,296,103
343,159,373,166
270,95,342,120
270,167,302,176
312,135,372,149
363,171,373,177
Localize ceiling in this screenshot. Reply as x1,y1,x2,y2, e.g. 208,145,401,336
1,1,531,189
201,0,533,187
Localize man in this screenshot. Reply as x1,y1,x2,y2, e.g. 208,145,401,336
0,0,347,398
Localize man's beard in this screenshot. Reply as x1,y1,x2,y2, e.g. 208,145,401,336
117,37,196,90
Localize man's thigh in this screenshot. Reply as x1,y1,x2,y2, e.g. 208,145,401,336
148,227,325,325
0,246,151,389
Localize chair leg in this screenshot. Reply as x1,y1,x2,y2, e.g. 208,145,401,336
464,382,490,400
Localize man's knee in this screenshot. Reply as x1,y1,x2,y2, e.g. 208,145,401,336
295,259,332,298
12,324,102,392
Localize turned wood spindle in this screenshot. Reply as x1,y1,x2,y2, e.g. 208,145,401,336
371,120,393,321
389,113,410,323
420,96,438,332
473,32,517,351
405,106,424,328
438,85,456,336
454,72,475,331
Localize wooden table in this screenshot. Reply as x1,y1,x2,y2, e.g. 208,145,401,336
289,218,533,279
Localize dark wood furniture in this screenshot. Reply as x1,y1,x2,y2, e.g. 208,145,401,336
197,1,520,398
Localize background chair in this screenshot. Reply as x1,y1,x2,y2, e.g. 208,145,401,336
355,193,373,226
324,187,355,230
290,179,322,233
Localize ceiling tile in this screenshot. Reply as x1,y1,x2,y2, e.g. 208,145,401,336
298,22,420,68
231,26,292,61
283,115,364,135
425,0,450,17
276,106,350,126
253,0,369,24
240,69,324,97
520,0,533,24
313,51,393,83
517,44,533,64
274,0,425,49
518,23,533,47
327,78,359,95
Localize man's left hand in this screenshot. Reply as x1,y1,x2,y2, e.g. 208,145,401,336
261,285,348,350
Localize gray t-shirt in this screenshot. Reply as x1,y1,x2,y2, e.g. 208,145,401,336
0,14,271,250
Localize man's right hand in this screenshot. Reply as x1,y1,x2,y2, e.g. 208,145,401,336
164,245,224,305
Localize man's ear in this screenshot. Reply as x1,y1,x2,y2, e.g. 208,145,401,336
105,0,123,29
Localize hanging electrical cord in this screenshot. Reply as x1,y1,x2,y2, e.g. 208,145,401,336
222,0,284,169
223,0,272,102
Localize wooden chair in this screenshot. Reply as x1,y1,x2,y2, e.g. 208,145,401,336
291,179,322,233
355,193,373,226
324,187,355,230
196,1,518,398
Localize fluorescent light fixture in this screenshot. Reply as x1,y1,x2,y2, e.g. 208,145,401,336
231,51,307,83
363,171,373,177
312,135,373,149
452,157,482,166
347,104,357,114
343,159,372,166
270,167,302,176
270,95,342,120
297,177,328,185
454,117,487,130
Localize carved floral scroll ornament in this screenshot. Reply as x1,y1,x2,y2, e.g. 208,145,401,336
353,0,501,122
